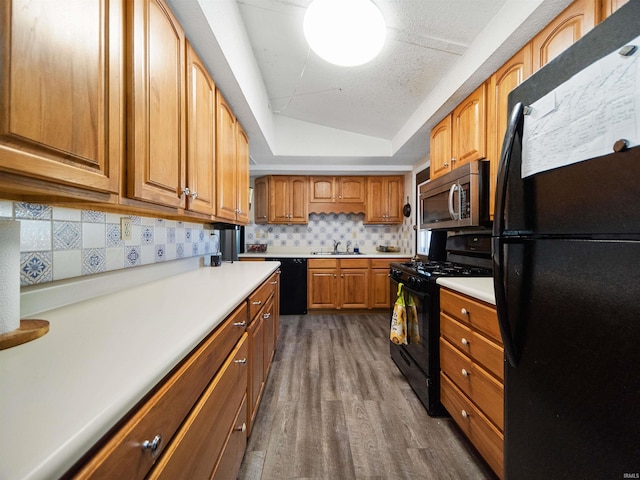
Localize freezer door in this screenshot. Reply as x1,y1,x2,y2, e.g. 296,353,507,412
502,238,640,479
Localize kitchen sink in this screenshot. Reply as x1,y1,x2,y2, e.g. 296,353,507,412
310,251,366,255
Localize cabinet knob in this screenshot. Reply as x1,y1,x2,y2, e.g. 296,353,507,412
181,187,190,197
461,368,470,377
233,321,247,327
235,422,247,433
461,410,470,419
451,157,457,164
461,308,468,315
190,191,198,199
270,281,278,285
141,434,162,456
443,162,449,167
461,337,469,346
263,312,271,319
234,357,247,364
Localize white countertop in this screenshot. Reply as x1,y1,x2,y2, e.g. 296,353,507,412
0,261,279,480
239,252,410,259
436,277,496,305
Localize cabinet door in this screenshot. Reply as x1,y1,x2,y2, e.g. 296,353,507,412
248,316,265,433
236,123,250,225
338,176,366,203
253,176,269,224
289,176,309,223
269,176,292,223
370,269,391,308
309,177,335,203
340,269,369,309
262,296,275,374
487,45,531,218
0,0,122,195
531,0,598,72
602,0,629,17
452,82,487,168
429,115,452,179
216,92,238,222
308,269,338,309
384,176,404,224
128,0,186,208
366,177,386,223
186,42,216,215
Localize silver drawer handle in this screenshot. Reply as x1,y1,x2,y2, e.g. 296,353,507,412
461,338,469,346
263,312,271,319
270,281,278,285
233,321,247,327
235,422,247,433
142,434,162,455
461,308,469,315
461,410,470,419
252,300,262,305
461,368,470,377
234,358,247,364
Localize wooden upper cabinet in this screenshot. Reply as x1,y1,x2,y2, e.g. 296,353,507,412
309,177,334,203
253,176,269,224
531,0,599,72
487,44,532,218
269,176,308,224
602,0,629,18
215,92,237,222
309,176,365,203
429,115,453,179
186,42,216,215
365,176,403,224
452,82,487,169
337,177,366,203
128,0,186,208
0,0,123,195
236,123,250,225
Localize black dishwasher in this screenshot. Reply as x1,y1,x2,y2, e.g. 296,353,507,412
267,258,307,315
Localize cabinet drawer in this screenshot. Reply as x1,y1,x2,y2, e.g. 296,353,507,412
441,373,504,478
440,289,501,343
441,312,504,381
148,334,248,479
248,274,276,320
340,258,369,268
211,394,248,480
440,338,503,430
73,305,248,480
308,258,338,268
370,258,410,268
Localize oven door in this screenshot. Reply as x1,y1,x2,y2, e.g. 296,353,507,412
389,277,436,375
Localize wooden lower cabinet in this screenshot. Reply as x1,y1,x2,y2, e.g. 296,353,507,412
308,257,409,310
147,336,248,479
439,288,504,478
247,272,279,435
69,272,280,480
70,303,249,480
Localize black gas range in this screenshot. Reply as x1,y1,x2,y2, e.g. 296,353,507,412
388,233,492,416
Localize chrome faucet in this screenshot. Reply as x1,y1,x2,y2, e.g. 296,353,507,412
346,240,352,252
333,240,341,254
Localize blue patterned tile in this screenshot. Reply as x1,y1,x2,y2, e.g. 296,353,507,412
20,252,53,285
176,243,184,258
106,223,123,247
130,215,142,225
141,226,154,245
81,210,106,223
53,221,81,250
155,244,166,262
15,202,51,220
82,248,106,275
167,227,176,244
184,228,192,243
125,246,141,267
192,243,199,256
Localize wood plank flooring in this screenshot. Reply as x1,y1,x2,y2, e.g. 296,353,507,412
238,313,496,480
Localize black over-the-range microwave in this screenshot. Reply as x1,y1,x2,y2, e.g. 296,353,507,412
419,160,491,230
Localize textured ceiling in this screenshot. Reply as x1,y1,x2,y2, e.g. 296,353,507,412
167,0,573,175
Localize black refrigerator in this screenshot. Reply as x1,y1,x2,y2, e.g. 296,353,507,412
492,3,640,478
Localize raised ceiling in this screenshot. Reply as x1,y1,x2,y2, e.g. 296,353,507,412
167,0,573,175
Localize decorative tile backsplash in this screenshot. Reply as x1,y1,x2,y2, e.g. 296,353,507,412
1,200,215,286
244,213,414,253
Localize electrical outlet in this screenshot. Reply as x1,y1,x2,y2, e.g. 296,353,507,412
120,217,132,241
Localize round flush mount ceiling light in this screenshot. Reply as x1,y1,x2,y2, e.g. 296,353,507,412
303,0,386,67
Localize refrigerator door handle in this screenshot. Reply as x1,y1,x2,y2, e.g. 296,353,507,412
493,102,524,367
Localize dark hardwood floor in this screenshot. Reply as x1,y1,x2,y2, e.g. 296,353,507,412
238,313,496,480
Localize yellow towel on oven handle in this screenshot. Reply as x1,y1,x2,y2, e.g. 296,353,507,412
407,293,420,344
390,283,407,345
